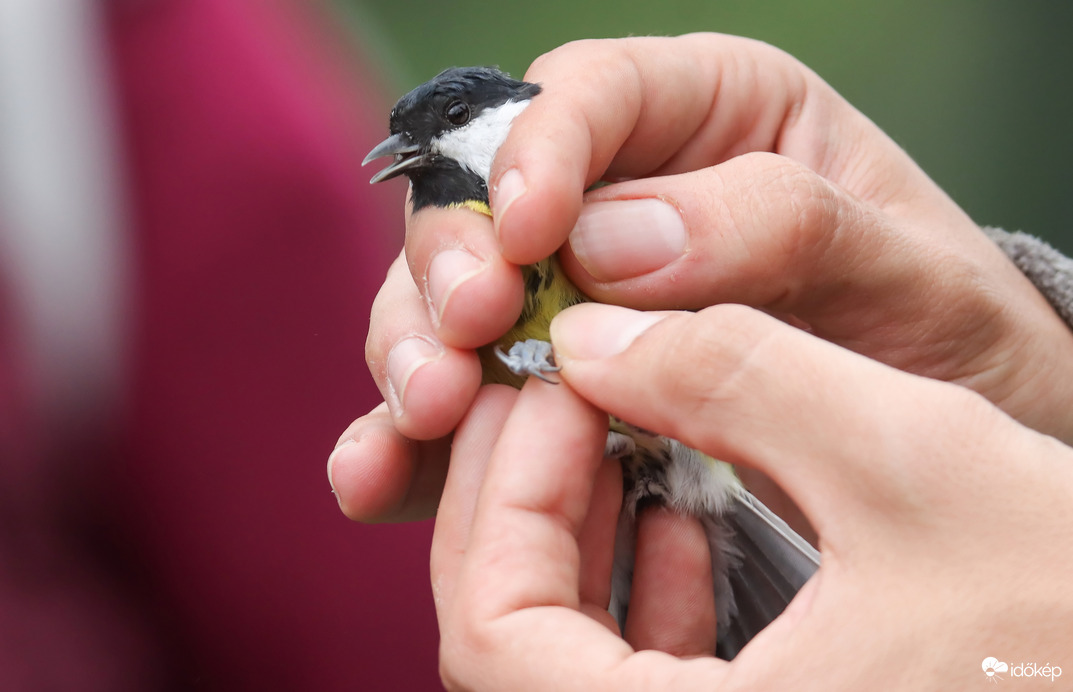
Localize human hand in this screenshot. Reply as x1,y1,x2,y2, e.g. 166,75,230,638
431,302,1073,691
337,33,1073,523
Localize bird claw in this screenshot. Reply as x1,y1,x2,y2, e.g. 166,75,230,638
494,339,562,384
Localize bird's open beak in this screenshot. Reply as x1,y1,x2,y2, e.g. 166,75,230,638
363,133,428,184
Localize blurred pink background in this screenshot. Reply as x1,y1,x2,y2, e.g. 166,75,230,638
0,1,440,688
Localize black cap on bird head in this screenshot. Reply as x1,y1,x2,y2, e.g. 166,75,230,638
363,67,541,211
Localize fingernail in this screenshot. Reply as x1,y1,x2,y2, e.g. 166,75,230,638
327,438,355,498
551,303,668,360
386,336,444,412
426,249,486,326
568,198,687,281
492,168,526,226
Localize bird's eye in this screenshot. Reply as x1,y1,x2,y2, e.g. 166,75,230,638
444,100,470,126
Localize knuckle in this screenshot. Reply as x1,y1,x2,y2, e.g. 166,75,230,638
437,617,499,691
437,637,467,691
365,253,430,376
527,39,641,117
527,38,613,77
751,153,847,247
726,153,868,305
365,282,399,370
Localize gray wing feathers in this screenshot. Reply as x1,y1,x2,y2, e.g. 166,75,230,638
718,488,820,659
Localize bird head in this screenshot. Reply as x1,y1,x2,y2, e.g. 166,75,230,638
363,67,541,211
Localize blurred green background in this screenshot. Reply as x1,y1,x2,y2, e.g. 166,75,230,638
339,0,1072,251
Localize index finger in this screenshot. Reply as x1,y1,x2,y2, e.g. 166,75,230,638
438,378,730,690
489,33,927,264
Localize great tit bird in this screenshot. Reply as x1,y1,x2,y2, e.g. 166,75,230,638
365,66,819,658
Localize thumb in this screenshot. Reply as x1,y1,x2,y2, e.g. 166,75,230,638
549,302,1006,540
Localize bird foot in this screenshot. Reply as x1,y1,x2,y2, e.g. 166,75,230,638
494,339,562,384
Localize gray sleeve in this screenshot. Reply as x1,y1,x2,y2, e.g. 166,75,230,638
983,227,1073,329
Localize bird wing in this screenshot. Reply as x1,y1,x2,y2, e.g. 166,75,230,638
717,487,820,659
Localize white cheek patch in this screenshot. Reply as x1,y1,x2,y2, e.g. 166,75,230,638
432,99,531,184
